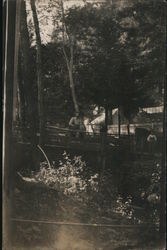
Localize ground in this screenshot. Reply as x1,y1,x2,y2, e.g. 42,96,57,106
10,182,162,250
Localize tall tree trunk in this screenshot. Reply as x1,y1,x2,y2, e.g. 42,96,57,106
159,6,167,242
13,0,21,124
69,64,79,114
60,0,79,114
159,154,166,243
3,0,17,247
159,50,166,243
30,0,44,146
17,58,26,127
118,107,121,138
20,0,39,168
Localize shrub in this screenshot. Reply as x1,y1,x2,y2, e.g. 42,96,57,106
113,195,136,221
33,151,99,202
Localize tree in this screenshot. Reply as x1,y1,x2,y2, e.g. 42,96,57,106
64,0,165,129
19,0,38,131
41,42,74,125
66,4,121,106
65,4,141,133
50,0,80,114
17,0,40,169
3,0,19,246
64,3,125,173
117,0,165,98
30,0,44,145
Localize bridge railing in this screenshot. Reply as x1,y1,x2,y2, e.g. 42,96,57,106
13,123,163,154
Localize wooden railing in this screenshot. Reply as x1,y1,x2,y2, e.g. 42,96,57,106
13,124,163,154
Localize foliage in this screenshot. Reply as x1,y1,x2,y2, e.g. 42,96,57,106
40,42,94,124
141,162,161,224
114,195,136,221
34,151,99,201
32,151,120,210
58,0,164,113
22,1,165,125
31,149,162,226
18,0,165,127
64,4,127,109
41,43,74,124
121,0,165,86
112,157,161,225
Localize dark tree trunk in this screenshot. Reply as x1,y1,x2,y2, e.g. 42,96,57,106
12,0,21,124
3,0,17,247
159,23,166,241
127,122,130,136
17,55,26,127
159,103,166,243
19,0,39,168
30,0,44,146
159,157,166,243
118,107,121,138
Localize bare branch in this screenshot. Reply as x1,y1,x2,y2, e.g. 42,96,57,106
37,145,51,168
70,37,74,69
60,0,72,44
62,44,70,70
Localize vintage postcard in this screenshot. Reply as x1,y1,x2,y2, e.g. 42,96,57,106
2,0,166,249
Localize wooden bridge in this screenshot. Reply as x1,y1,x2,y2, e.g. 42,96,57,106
13,124,162,160
44,125,124,151
14,125,128,152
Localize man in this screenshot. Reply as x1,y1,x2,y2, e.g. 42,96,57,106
69,112,85,138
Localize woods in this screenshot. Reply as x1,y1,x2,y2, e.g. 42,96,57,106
3,0,166,249
16,0,165,131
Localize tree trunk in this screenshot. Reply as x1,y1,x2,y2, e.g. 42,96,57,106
17,59,26,127
60,0,79,115
118,107,121,138
69,65,79,114
159,158,166,243
127,122,130,136
20,0,39,168
157,2,166,242
12,0,21,123
159,7,167,242
159,61,166,243
30,0,44,146
3,0,17,247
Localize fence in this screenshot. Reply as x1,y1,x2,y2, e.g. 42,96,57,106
108,122,163,135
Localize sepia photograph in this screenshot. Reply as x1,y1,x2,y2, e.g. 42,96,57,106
2,0,166,249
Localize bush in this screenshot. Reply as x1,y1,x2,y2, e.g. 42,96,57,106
33,151,99,202
114,195,135,220
113,161,161,225
140,162,161,224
